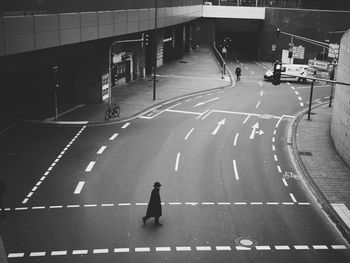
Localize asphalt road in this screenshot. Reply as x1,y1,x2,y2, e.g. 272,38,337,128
0,60,349,262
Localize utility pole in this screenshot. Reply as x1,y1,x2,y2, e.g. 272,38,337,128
52,66,59,120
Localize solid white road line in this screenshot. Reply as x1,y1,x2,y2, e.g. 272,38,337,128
184,128,195,140
85,161,95,172
97,146,107,154
175,153,181,171
74,182,85,194
233,160,239,180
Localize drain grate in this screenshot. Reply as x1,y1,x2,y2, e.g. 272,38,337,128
299,151,312,156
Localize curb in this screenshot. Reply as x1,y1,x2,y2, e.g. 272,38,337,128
21,49,234,127
288,102,350,244
0,236,8,263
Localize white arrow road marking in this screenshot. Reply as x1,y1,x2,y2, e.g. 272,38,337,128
212,119,226,135
194,97,219,107
249,122,264,139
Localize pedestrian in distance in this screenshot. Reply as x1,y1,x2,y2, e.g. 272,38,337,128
142,182,163,227
0,178,6,218
235,66,241,81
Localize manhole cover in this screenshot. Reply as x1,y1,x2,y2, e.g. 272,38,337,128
235,237,257,247
299,151,312,156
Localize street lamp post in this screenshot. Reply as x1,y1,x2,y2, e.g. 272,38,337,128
153,0,158,101
52,66,59,120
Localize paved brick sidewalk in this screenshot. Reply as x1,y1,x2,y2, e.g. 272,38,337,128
292,103,350,241
55,47,230,123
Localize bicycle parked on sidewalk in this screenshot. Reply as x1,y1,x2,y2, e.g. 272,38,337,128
105,104,120,121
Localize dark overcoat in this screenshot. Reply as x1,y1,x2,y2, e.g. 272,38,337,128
146,188,162,217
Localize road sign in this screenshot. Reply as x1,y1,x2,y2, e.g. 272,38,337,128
102,73,109,102
328,43,339,58
308,59,329,70
293,46,305,59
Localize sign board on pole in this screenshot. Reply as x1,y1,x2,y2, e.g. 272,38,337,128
102,73,109,102
308,59,329,70
307,59,330,80
328,43,339,58
293,46,305,59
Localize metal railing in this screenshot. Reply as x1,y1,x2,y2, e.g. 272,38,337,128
212,41,226,76
1,0,202,17
204,0,301,8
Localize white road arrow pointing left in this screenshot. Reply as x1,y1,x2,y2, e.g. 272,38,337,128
212,118,226,135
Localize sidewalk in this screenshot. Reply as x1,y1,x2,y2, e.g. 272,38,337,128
291,103,350,242
56,47,230,123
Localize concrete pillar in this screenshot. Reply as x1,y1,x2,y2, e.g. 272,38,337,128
331,29,350,167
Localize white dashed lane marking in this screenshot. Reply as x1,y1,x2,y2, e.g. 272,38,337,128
175,152,181,171
97,146,107,154
8,244,347,258
74,182,85,194
85,161,96,172
3,201,313,213
121,123,130,129
21,126,86,204
109,133,118,140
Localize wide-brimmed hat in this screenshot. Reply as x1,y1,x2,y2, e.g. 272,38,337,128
153,182,162,187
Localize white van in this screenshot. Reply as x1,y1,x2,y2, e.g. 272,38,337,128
264,64,309,82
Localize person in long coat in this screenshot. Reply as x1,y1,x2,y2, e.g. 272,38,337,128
142,182,162,226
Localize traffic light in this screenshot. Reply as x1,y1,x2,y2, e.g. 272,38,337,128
144,33,150,46
276,28,280,38
272,61,282,85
